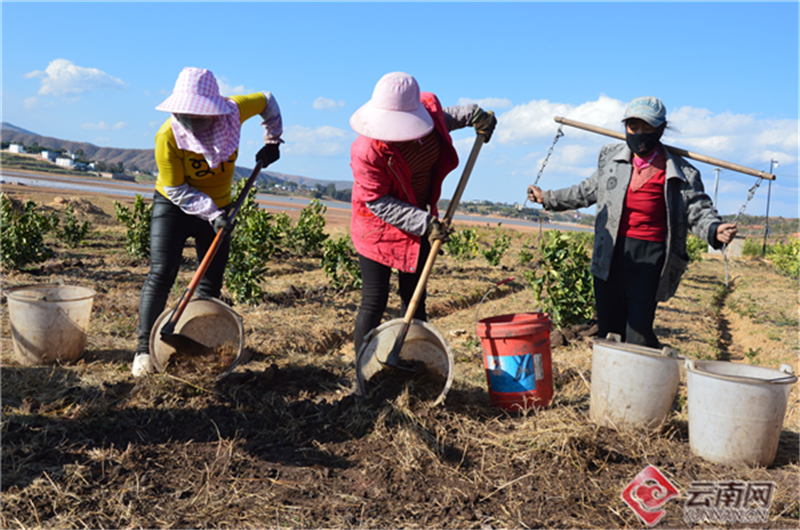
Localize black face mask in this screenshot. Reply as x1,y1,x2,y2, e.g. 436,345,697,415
626,130,662,156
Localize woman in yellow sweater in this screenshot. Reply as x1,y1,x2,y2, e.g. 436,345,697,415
133,67,283,376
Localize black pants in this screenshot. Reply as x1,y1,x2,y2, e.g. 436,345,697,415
353,238,431,355
136,194,231,354
593,236,666,348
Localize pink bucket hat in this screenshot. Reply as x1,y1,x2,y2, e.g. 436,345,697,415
156,67,232,116
350,72,434,142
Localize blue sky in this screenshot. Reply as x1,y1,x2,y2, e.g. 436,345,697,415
2,1,798,219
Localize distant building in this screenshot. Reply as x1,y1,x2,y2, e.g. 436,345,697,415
40,150,57,162
98,172,135,182
9,144,25,154
55,157,75,168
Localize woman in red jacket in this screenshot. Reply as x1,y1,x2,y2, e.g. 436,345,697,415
348,71,496,355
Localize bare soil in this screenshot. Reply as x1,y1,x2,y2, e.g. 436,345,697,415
1,181,798,529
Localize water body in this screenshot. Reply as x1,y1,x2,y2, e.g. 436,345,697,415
0,171,590,233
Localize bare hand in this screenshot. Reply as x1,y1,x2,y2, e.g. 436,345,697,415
716,223,738,245
527,185,544,204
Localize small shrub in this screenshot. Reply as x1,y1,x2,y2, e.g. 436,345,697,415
445,227,479,262
741,237,762,257
113,195,152,259
0,194,59,269
518,248,534,266
745,347,761,362
482,231,511,267
524,231,594,329
321,236,362,290
571,231,595,250
767,238,799,279
225,179,281,304
272,212,293,249
57,204,91,248
288,199,328,255
686,234,705,263
517,237,535,266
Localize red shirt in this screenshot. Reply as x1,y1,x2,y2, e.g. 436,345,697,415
619,149,667,242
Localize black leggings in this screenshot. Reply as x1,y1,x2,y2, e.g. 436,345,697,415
136,193,230,354
353,238,431,355
593,235,666,347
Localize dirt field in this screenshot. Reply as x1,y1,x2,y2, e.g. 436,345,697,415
1,181,798,529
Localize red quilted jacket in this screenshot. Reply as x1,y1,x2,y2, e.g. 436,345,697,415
349,92,459,272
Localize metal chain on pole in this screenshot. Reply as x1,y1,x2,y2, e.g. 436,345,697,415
534,126,564,188
723,176,764,287
522,125,564,210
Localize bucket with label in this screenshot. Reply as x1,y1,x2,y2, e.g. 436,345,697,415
4,284,96,366
590,334,681,430
476,312,553,411
685,359,796,467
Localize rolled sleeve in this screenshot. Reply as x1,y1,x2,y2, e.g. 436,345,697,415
260,91,284,144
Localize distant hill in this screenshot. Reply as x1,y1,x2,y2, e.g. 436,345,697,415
1,122,353,190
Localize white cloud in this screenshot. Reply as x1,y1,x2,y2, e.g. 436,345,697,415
497,95,625,146
667,107,798,167
83,121,109,130
217,79,246,97
495,95,798,177
83,120,125,130
457,97,514,110
313,97,345,111
283,125,352,156
24,97,38,109
24,59,127,96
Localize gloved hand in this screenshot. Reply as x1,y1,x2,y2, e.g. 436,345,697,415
471,108,497,143
256,143,280,167
212,212,235,235
426,218,452,243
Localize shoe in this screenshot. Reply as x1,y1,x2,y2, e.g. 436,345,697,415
132,353,154,377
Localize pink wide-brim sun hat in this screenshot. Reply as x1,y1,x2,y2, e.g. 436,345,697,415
156,67,232,116
350,72,434,142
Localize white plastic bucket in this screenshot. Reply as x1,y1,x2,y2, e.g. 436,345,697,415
355,319,454,407
590,334,681,430
149,297,245,376
685,359,796,467
5,284,96,365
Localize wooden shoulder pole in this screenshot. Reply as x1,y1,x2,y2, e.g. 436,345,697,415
554,116,776,181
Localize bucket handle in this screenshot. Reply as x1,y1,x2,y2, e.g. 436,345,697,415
685,359,798,385
2,284,69,303
474,277,515,329
604,333,681,359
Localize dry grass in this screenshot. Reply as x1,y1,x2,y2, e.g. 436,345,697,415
1,184,798,529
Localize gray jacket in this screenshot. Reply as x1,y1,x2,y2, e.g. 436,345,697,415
542,142,724,302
